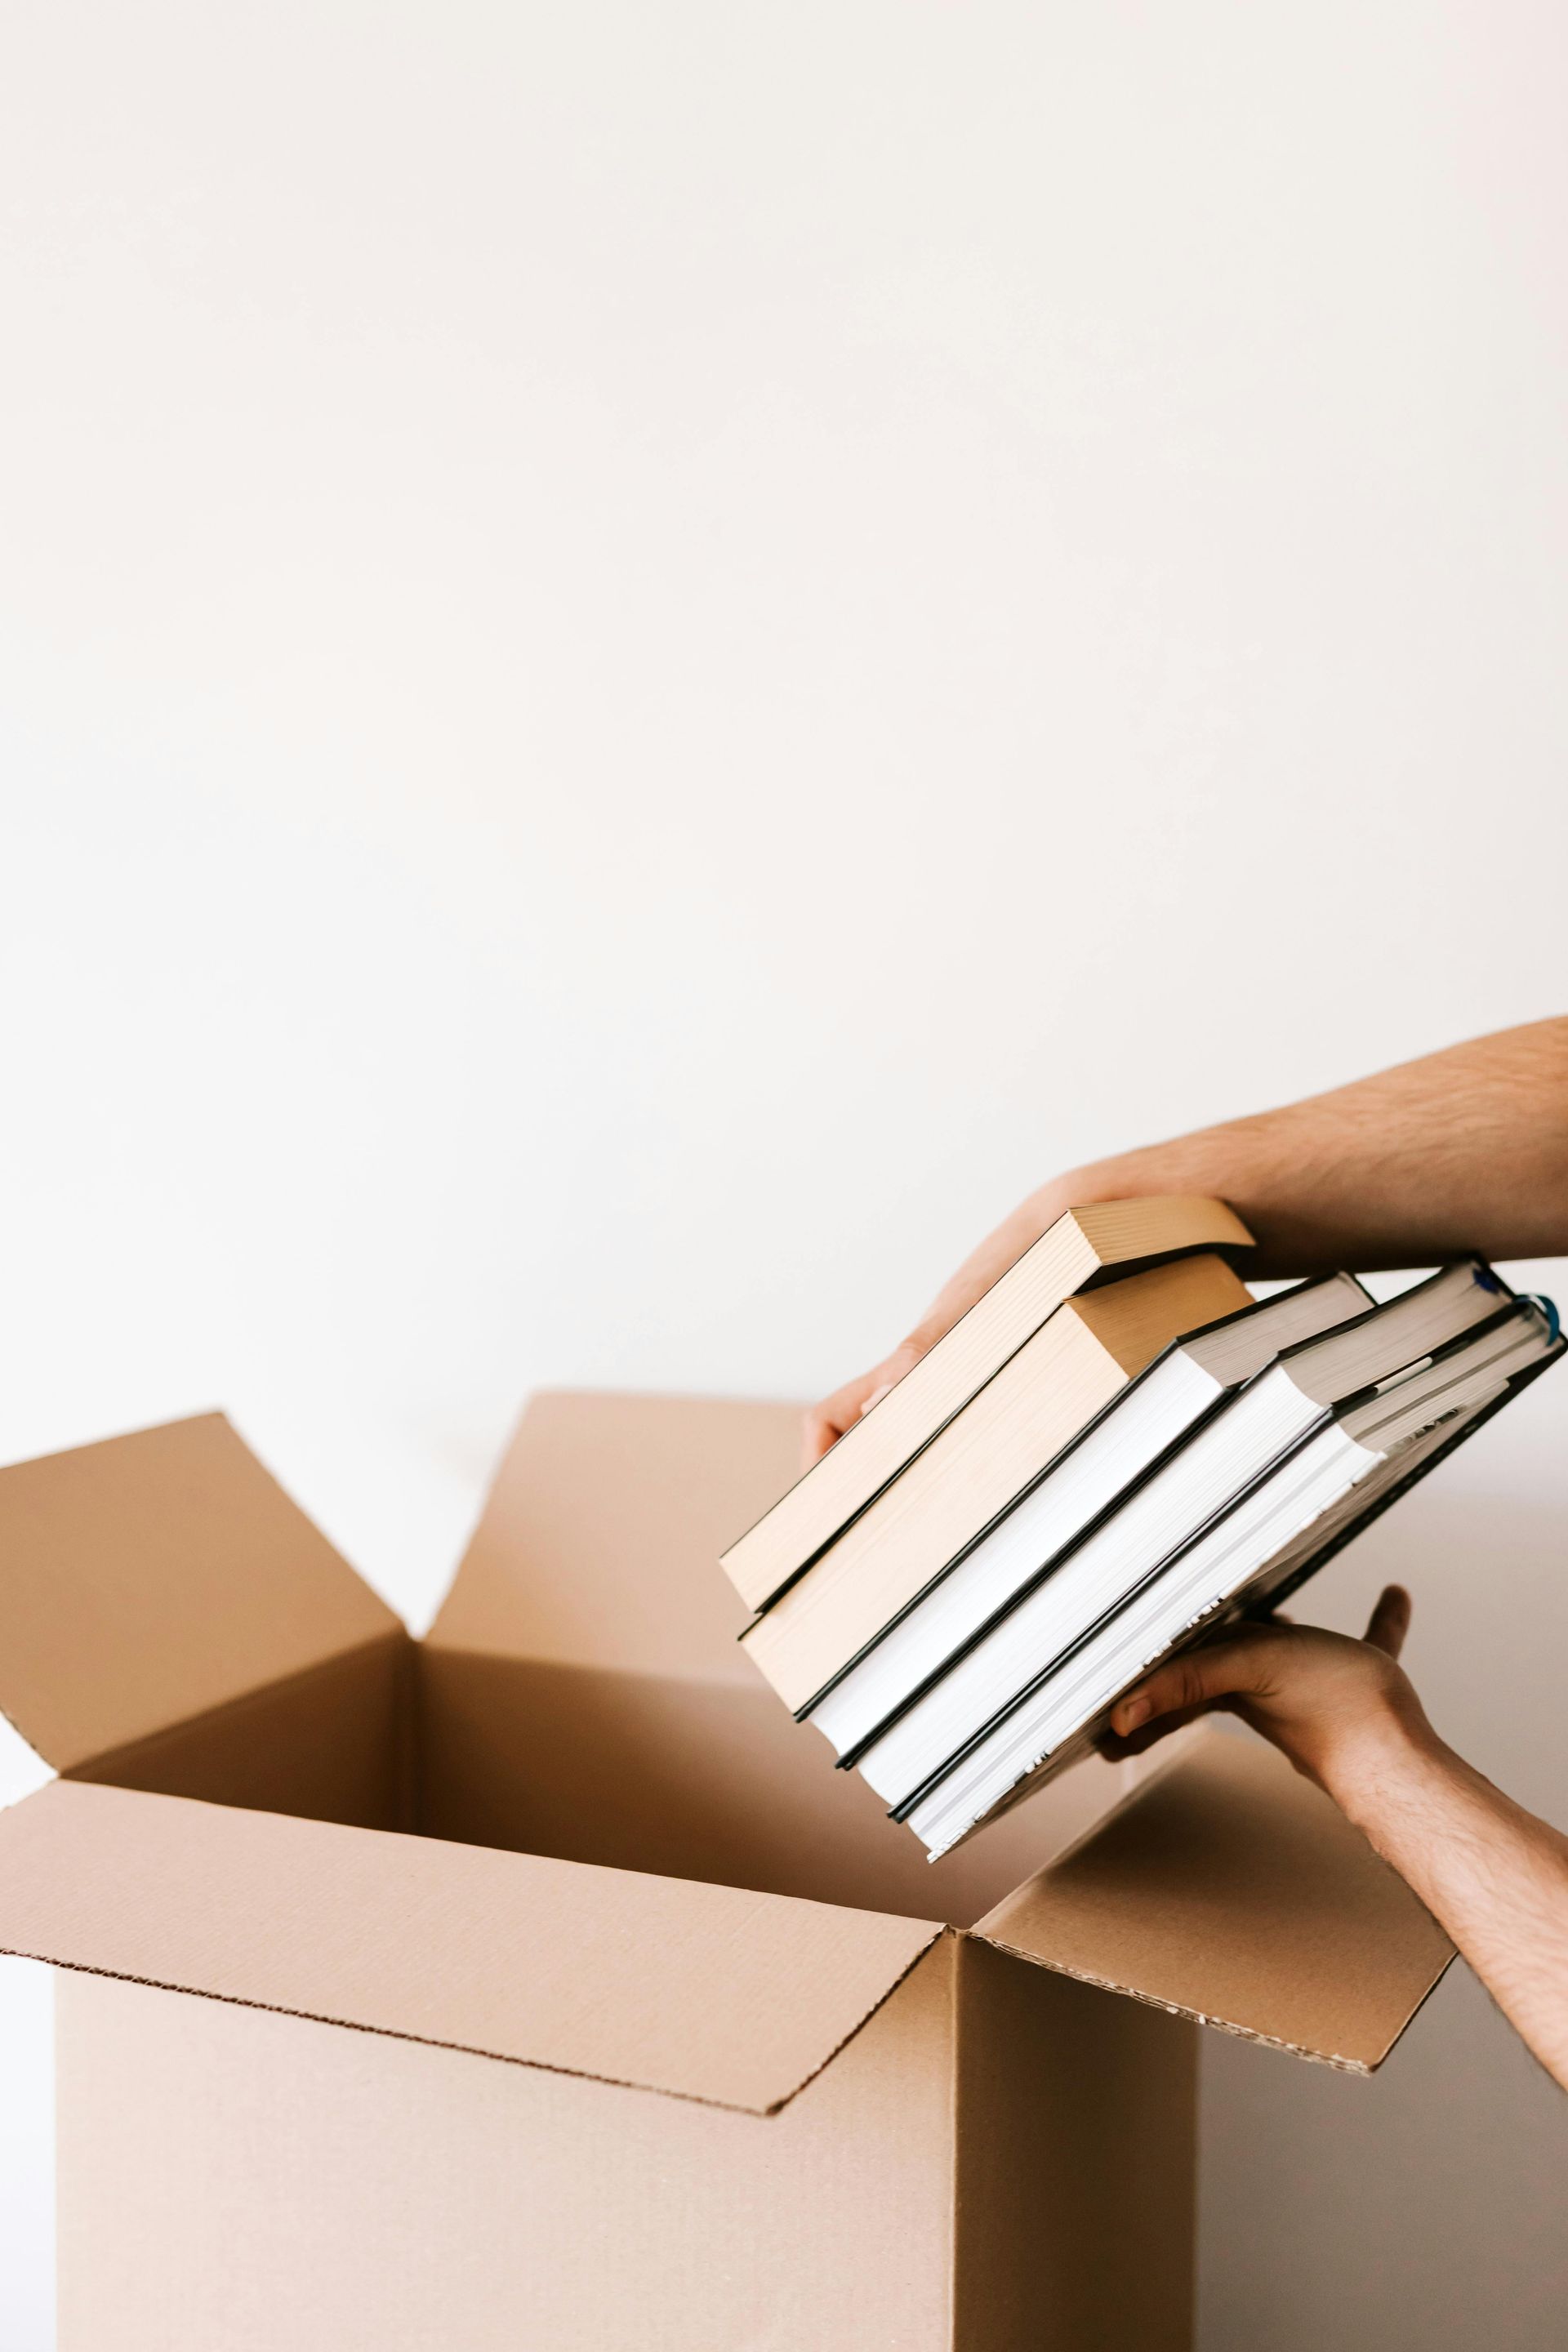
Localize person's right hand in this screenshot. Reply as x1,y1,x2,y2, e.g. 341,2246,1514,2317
1098,1584,1435,1812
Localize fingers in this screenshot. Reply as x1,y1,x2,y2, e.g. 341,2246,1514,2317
800,1370,891,1468
1108,1628,1278,1739
1364,1584,1412,1660
800,1401,849,1468
1098,1694,1218,1762
801,1348,920,1468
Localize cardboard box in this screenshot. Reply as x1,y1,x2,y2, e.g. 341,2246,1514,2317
0,1396,1454,2350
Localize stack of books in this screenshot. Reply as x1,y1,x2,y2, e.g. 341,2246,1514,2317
723,1199,1562,1860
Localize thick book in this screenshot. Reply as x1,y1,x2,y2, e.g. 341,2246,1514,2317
887,1287,1561,1858
719,1196,1254,1613
809,1271,1372,1767
740,1250,1254,1714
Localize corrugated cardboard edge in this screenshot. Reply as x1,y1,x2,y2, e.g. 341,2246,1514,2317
0,1781,952,2120
967,1730,1457,2073
24,1926,948,2114
967,1931,1454,2074
756,1926,953,2113
0,1923,951,2120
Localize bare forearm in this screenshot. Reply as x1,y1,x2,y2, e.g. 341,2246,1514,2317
1063,1017,1568,1278
909,1018,1568,1356
1333,1719,1568,2090
812,1015,1568,1462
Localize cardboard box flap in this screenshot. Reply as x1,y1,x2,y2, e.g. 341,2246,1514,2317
428,1391,800,1686
0,1780,943,2114
971,1733,1454,2070
0,1414,400,1772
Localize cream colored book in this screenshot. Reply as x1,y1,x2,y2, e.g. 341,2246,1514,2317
740,1250,1253,1715
720,1196,1252,1614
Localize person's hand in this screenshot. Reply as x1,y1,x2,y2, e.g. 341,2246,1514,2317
1099,1584,1437,1811
800,1183,1083,1467
801,1345,922,1467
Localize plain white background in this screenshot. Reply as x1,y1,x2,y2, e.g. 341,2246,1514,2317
2,2,1566,2342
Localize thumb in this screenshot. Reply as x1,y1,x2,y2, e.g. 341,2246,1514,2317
1364,1584,1411,1659
1109,1628,1280,1738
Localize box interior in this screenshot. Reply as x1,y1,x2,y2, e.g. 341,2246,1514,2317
0,1397,1459,2082
56,1623,1126,1930
0,1396,1122,1928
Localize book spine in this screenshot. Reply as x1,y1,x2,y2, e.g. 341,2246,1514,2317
1254,1342,1564,1621
889,1336,1564,1824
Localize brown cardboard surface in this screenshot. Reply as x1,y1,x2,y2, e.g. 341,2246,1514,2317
416,1645,1129,1925
974,1731,1454,2070
428,1388,800,1682
57,1934,1199,2352
0,1380,1472,2352
57,1949,963,2352
68,1629,412,1832
421,1389,1137,1915
952,1938,1196,2350
0,1779,943,2113
0,1376,1451,2215
0,1413,398,1771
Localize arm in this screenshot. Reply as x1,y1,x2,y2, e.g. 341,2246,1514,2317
806,1016,1568,1462
1103,1592,1568,2091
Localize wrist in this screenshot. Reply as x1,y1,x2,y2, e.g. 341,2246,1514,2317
1045,1162,1120,1212
1319,1699,1449,1833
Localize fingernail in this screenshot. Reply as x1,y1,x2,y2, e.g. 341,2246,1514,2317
1119,1695,1152,1731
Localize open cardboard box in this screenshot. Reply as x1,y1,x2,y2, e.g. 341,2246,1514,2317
0,1396,1454,2350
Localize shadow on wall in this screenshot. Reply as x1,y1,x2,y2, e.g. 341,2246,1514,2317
1302,1485,1568,1816
1201,1477,1568,2352
1201,1966,1568,2352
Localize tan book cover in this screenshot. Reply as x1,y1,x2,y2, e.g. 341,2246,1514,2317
720,1197,1253,1614
741,1251,1253,1716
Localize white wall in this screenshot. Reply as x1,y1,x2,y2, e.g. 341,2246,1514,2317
2,3,1566,2342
